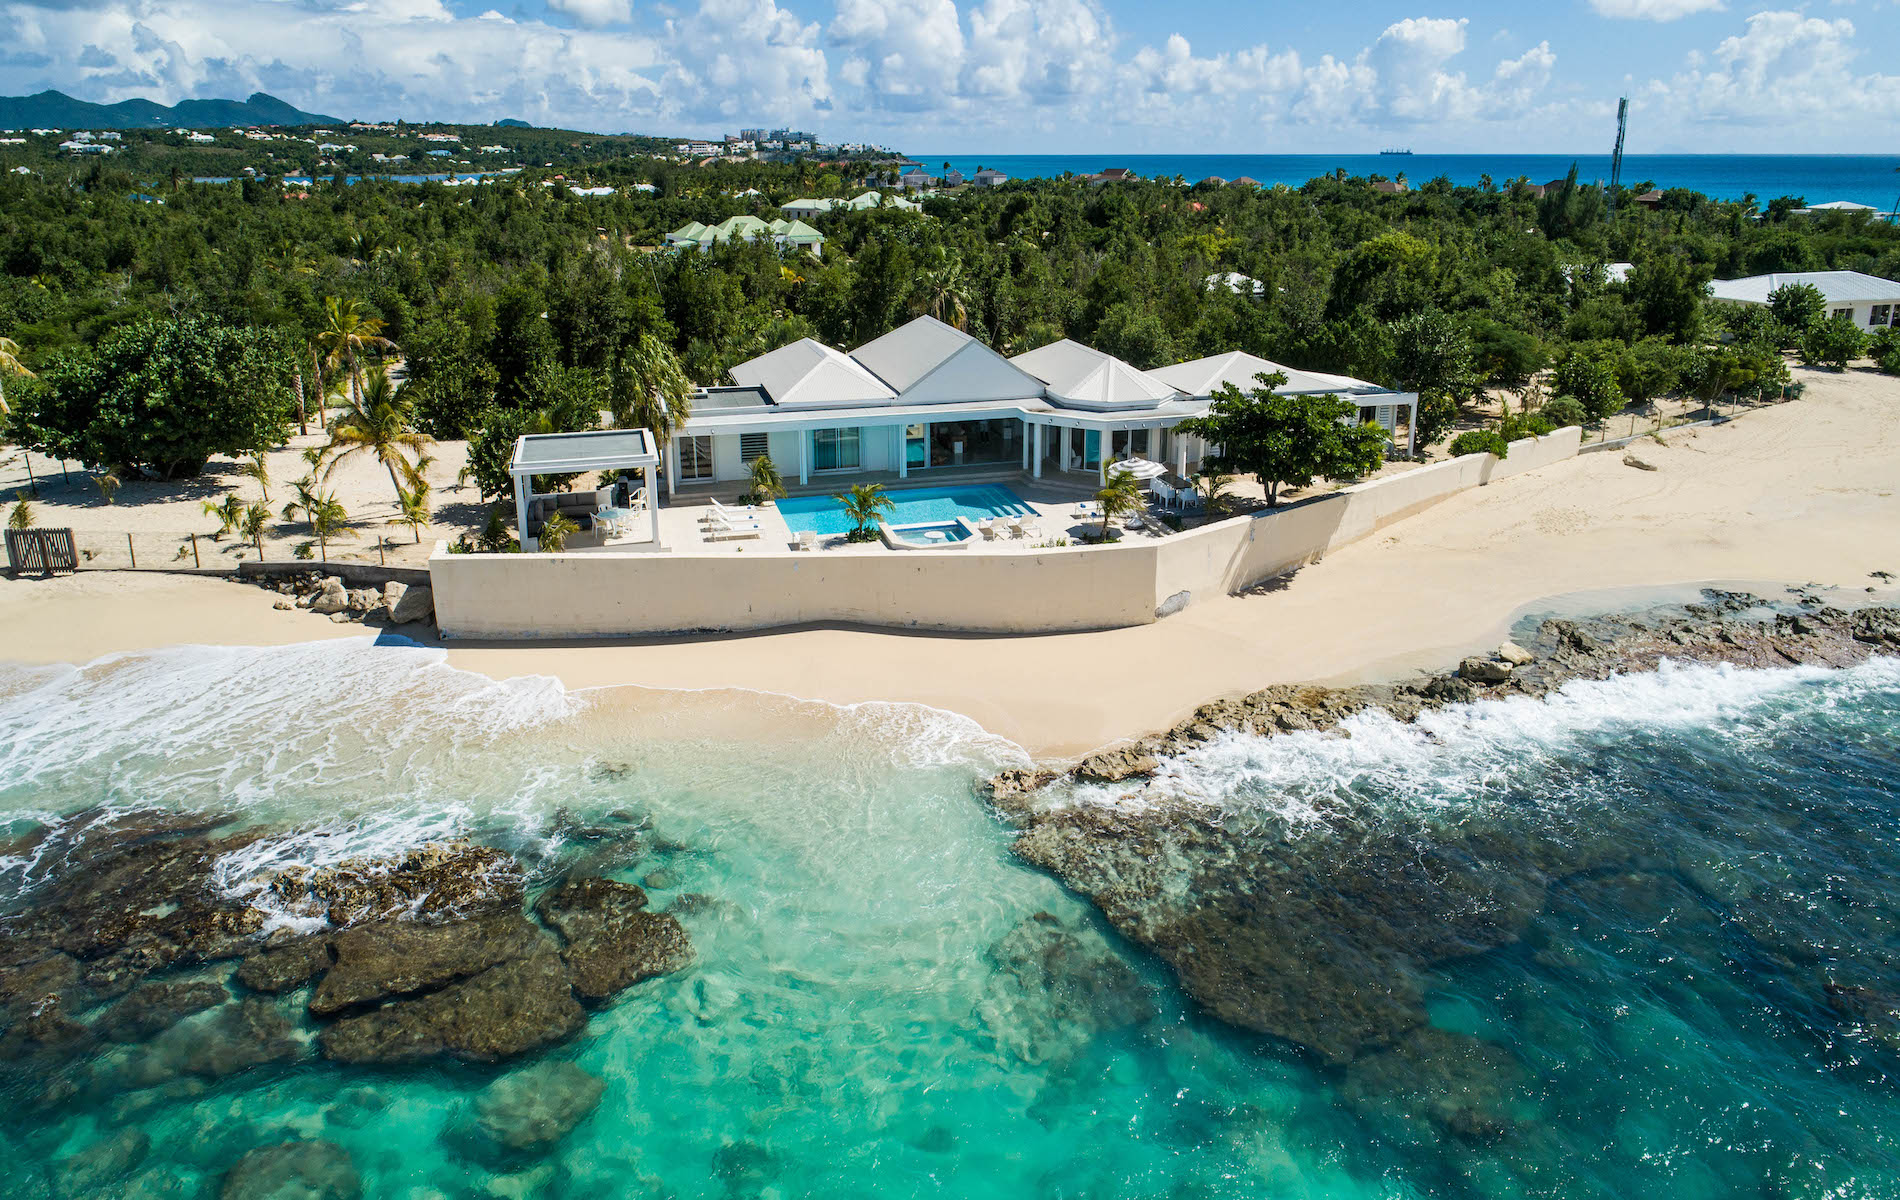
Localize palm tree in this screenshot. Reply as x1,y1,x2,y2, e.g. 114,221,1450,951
239,500,272,560
614,333,692,456
1192,470,1236,519
1094,468,1144,540
537,511,578,553
237,450,270,501
745,454,785,505
0,335,33,417
202,494,246,540
316,296,395,406
390,480,431,544
95,472,120,505
325,367,431,504
912,254,972,330
308,494,352,563
833,482,895,542
7,498,33,531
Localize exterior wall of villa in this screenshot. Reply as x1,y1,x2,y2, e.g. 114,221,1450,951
431,428,1582,639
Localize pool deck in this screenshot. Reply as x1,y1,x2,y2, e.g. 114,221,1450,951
615,473,1181,554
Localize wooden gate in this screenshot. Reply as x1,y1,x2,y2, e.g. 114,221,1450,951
5,528,78,575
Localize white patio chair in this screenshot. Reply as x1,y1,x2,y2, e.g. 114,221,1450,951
704,519,761,542
700,498,759,524
794,530,819,551
976,518,1000,540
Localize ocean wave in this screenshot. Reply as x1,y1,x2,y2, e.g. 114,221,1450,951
1063,656,1900,829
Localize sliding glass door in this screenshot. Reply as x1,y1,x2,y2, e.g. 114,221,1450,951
812,427,861,472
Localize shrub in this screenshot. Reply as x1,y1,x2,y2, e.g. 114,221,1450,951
1449,429,1511,459
1552,350,1624,420
1540,396,1589,428
1799,315,1866,370
1766,282,1827,334
1870,327,1900,376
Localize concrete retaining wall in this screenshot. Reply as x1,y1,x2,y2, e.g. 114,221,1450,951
430,428,1581,639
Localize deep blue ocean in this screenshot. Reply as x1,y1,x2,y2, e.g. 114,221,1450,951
3,635,1900,1196
924,154,1900,210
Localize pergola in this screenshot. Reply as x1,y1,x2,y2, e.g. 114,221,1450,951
509,428,661,552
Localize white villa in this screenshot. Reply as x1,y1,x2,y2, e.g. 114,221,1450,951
1708,270,1900,332
660,316,1417,495
665,215,825,256
779,191,921,219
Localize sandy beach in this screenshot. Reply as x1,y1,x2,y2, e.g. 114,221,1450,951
5,364,1897,758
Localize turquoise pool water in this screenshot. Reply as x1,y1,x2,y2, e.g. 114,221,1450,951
777,483,1034,537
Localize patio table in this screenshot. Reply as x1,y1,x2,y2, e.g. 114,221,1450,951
596,506,633,538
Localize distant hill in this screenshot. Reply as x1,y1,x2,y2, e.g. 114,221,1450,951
495,118,531,128
0,90,340,129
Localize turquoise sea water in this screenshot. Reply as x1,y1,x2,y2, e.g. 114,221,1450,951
923,154,1900,210
3,638,1900,1196
777,482,1034,537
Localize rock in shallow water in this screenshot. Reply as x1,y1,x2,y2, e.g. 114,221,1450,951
220,1140,360,1200
310,914,551,1016
317,950,585,1064
53,1127,151,1199
97,979,229,1042
472,1060,606,1152
535,877,693,1002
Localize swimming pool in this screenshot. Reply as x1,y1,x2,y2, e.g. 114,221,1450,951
776,483,1035,537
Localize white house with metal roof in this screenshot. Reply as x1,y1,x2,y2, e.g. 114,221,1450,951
662,316,1418,495
1708,270,1900,331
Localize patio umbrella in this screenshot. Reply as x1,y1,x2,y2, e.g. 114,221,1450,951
1107,456,1166,481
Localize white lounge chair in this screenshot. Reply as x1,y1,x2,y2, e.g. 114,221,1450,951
977,519,1001,540
699,498,759,524
793,530,819,551
705,518,760,541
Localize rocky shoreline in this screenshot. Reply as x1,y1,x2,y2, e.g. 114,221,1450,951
979,591,1900,1143
0,807,695,1196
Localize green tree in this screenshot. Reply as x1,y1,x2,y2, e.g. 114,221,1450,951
1870,326,1900,375
744,454,785,505
1623,255,1708,342
390,481,431,544
537,510,578,553
1093,467,1145,540
1390,309,1475,450
832,482,895,542
308,493,352,562
239,499,272,560
612,333,693,455
15,318,295,480
1174,372,1387,506
1448,429,1511,458
1766,283,1826,333
316,296,395,406
1552,349,1624,420
324,367,431,503
0,334,33,417
1799,315,1866,370
9,498,34,531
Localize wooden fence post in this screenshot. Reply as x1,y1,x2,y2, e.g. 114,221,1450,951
190,533,201,569
127,532,136,569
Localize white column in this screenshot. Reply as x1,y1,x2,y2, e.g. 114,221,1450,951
1099,430,1109,485
645,464,661,547
798,429,808,486
665,440,678,499
512,471,536,553
1020,421,1030,470
1407,397,1418,457
898,425,908,480
1032,423,1043,479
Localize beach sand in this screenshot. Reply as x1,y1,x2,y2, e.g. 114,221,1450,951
5,364,1897,758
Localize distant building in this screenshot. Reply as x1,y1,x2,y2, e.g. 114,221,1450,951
666,215,825,257
1631,189,1664,210
185,131,217,143
1088,167,1135,185
973,167,1008,188
1206,272,1265,300
898,168,929,191
941,168,965,188
58,140,112,155
1229,176,1259,188
1708,270,1900,332
1792,200,1879,217
1371,179,1408,194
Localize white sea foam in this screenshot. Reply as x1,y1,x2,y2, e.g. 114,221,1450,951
1065,656,1900,830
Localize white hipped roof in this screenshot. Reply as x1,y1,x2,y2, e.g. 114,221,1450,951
1147,351,1387,399
727,338,896,408
1709,270,1900,306
851,315,1046,402
1009,340,1179,410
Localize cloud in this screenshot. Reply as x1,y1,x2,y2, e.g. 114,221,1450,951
826,0,963,108
544,0,633,29
1590,0,1724,21
1659,9,1900,125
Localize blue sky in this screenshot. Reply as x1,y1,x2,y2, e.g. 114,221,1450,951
2,0,1896,152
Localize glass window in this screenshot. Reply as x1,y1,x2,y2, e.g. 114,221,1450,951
812,427,861,472
1871,305,1893,327
679,436,713,481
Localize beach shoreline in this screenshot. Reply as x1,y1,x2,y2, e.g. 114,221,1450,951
4,366,1898,759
